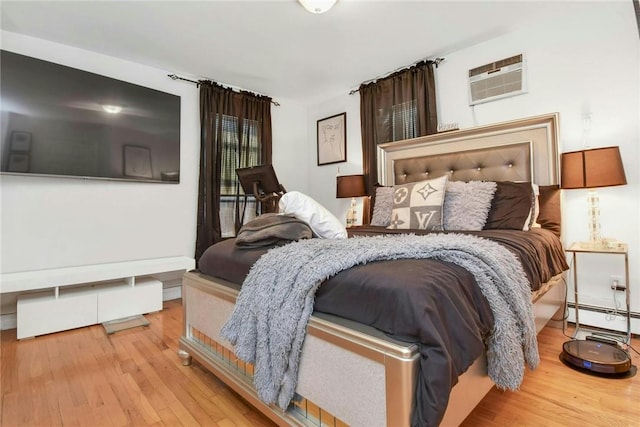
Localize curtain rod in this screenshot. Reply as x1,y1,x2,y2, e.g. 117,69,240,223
348,57,444,95
168,74,280,106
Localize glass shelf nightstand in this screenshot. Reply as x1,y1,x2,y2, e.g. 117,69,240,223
565,241,631,344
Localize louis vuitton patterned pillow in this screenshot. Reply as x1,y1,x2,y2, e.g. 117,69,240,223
387,175,448,231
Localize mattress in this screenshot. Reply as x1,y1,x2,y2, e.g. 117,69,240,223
199,227,567,292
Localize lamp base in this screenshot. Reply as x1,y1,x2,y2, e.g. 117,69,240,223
345,197,357,228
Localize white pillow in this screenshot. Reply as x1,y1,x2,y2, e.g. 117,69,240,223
278,191,347,239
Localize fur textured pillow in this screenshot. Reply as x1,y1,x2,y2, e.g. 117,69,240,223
387,175,448,231
443,181,497,231
370,186,394,226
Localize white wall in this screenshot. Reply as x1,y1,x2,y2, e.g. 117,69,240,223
307,94,362,224
272,98,310,195
0,31,200,274
0,32,305,279
437,2,640,332
304,2,640,330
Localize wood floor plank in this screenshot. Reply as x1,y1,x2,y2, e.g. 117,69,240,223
29,371,52,425
94,380,130,427
48,353,83,426
127,338,222,424
210,393,260,427
123,371,163,425
1,391,19,426
41,380,64,427
2,299,638,427
161,363,226,424
152,406,184,427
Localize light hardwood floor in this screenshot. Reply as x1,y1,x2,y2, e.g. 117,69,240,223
1,299,638,427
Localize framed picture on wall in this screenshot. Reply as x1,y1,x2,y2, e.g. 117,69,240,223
10,131,32,152
317,112,347,166
123,145,153,178
7,153,30,172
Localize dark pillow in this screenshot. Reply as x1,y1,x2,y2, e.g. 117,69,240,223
535,185,561,237
483,182,534,230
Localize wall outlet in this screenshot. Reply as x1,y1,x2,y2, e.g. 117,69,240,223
610,275,626,291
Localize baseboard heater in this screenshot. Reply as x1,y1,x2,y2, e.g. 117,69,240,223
567,302,640,319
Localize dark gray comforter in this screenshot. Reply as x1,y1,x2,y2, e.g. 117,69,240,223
316,257,493,426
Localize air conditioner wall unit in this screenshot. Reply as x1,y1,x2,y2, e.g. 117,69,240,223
468,54,527,106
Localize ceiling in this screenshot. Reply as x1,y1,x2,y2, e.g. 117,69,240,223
1,1,581,104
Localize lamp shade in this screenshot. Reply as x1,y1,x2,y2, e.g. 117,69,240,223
336,174,366,198
561,146,627,189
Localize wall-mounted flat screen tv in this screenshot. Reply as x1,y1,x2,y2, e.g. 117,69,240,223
0,50,181,183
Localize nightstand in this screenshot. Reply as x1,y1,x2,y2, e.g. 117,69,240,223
565,242,631,344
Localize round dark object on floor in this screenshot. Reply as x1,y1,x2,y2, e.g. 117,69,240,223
560,339,632,375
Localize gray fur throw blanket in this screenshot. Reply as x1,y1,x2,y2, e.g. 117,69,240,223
220,233,539,410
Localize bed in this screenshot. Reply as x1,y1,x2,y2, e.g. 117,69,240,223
178,113,567,426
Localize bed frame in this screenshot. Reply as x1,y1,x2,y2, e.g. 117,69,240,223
178,113,564,426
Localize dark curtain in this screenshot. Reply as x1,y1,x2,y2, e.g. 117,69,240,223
195,81,272,261
359,61,437,223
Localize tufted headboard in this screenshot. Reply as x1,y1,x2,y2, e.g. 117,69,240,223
377,113,560,187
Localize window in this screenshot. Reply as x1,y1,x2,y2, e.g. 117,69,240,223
219,115,261,196
376,99,418,144
390,99,418,142
219,114,262,237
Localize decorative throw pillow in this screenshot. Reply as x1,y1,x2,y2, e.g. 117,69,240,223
278,191,347,239
533,184,561,237
370,186,394,227
483,181,535,231
443,181,497,231
387,175,448,231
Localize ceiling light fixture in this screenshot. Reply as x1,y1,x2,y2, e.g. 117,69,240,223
298,0,337,14
102,104,122,114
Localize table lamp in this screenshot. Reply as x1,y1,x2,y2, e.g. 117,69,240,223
336,174,366,227
561,146,627,248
